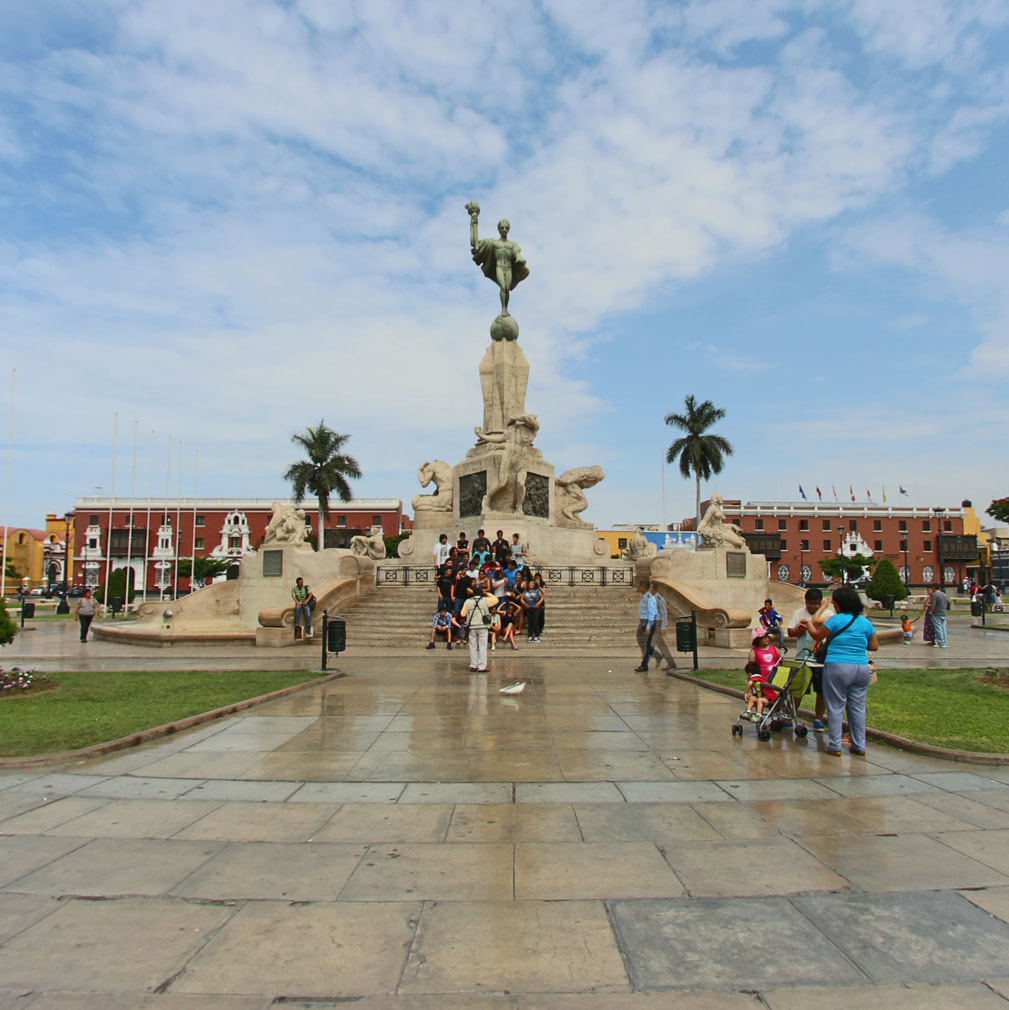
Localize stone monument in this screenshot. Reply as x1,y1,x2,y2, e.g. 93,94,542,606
398,203,607,564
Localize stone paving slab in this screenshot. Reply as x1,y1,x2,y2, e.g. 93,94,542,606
16,996,274,1010
791,889,1009,984
0,835,89,888
609,896,863,990
762,982,1009,1009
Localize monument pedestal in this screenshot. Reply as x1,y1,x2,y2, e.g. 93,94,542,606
474,339,529,442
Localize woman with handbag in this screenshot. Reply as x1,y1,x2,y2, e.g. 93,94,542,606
809,585,878,757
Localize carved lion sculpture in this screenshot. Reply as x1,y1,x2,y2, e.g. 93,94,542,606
554,465,605,526
623,531,657,560
262,503,309,545
350,525,387,560
697,493,747,550
412,460,453,513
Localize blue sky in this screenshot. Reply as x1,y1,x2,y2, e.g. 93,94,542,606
2,0,1008,530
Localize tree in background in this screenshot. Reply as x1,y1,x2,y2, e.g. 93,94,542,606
818,556,877,584
284,422,362,553
176,557,231,585
664,395,734,532
865,558,908,602
98,568,135,608
986,497,1009,523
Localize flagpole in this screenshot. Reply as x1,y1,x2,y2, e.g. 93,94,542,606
102,413,118,614
125,420,137,610
143,429,154,601
163,435,172,601
173,440,182,601
190,449,198,593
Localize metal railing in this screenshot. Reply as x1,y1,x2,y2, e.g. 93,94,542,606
375,565,634,588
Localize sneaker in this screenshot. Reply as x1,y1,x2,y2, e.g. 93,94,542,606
812,720,825,731
634,665,648,673
426,643,435,650
447,643,452,650
499,681,525,695
491,643,496,651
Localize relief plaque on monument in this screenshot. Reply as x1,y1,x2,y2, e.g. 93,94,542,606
262,550,283,578
726,551,747,579
459,471,487,518
523,472,550,519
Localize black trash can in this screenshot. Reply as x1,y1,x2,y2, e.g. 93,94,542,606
111,595,123,616
327,615,346,654
21,602,35,620
971,600,983,617
675,616,696,653
884,593,895,613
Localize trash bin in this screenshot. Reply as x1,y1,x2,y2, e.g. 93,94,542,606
111,595,123,616
326,615,346,653
20,602,35,620
675,616,696,653
884,593,894,613
971,600,983,617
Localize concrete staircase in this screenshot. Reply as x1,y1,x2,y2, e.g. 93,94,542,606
339,583,640,650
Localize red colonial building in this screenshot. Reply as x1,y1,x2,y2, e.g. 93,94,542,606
70,496,405,596
707,499,983,589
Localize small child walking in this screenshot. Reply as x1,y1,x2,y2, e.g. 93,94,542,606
900,615,913,644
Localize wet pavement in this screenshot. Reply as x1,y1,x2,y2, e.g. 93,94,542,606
1,627,1009,1005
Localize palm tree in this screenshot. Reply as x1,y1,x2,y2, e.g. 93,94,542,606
284,421,362,552
664,395,734,534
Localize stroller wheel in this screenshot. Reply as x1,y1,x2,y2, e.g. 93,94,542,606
731,724,742,737
757,729,772,742
795,725,808,739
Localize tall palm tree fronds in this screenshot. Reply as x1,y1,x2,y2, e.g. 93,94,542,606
664,395,734,534
284,421,362,552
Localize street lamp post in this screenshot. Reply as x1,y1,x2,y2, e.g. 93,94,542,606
799,540,806,588
56,511,72,615
934,507,946,590
902,533,910,591
837,525,847,584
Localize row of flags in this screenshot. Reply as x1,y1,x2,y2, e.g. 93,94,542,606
798,485,909,503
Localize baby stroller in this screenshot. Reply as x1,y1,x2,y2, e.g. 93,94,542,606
732,655,813,742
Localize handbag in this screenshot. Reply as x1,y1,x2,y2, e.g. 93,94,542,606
813,615,857,664
868,659,878,684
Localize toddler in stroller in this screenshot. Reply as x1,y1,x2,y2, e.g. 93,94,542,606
734,628,813,741
743,627,779,720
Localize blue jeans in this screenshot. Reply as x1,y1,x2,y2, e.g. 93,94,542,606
932,614,947,646
823,662,872,752
294,602,313,632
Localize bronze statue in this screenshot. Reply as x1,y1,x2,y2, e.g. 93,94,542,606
466,201,529,317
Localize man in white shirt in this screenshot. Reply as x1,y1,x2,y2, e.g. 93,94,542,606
788,587,825,730
433,534,451,568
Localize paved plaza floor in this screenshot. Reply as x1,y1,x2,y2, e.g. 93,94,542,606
2,627,1009,1006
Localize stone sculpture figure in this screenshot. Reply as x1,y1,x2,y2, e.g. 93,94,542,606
411,460,453,513
350,525,387,560
466,201,529,325
262,503,309,546
555,465,605,527
478,413,541,514
697,493,748,550
624,531,657,560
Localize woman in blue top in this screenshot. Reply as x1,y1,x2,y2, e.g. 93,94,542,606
809,585,878,757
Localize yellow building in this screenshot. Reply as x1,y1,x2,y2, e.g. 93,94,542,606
1,513,74,591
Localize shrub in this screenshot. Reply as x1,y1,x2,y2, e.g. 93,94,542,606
0,601,15,646
866,557,908,603
97,567,136,607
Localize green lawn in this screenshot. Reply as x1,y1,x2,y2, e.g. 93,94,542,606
0,670,319,757
693,666,1009,754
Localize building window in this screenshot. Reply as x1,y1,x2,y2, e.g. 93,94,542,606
849,519,857,531
823,539,831,551
801,539,809,551
900,539,907,551
922,520,931,532
923,539,932,552
899,519,907,532
195,515,205,527
822,519,831,531
944,520,952,532
799,520,809,531
873,520,882,532
778,519,787,531
229,535,242,550
337,516,347,527
195,538,204,550
874,540,882,551
779,539,787,551
90,515,99,524
618,538,627,550
755,519,764,531
372,515,381,525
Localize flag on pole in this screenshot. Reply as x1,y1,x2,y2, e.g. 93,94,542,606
882,485,887,503
866,488,871,502
799,485,807,500
849,485,855,502
899,486,908,496
816,486,822,501
832,485,838,501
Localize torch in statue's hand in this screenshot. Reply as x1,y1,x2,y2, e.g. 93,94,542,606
465,200,480,221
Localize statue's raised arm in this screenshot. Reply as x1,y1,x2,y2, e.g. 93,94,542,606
466,200,529,318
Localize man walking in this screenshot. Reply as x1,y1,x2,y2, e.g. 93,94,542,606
648,585,677,672
928,584,949,648
635,582,658,672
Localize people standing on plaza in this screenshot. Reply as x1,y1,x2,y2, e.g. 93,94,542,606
635,582,658,672
490,563,508,602
921,587,936,645
471,528,491,559
788,587,825,730
759,598,784,649
809,585,878,757
433,533,451,569
928,584,949,648
436,564,455,614
456,531,470,563
290,577,315,638
648,585,677,671
492,530,510,565
511,533,525,564
461,588,496,672
521,577,543,642
532,571,546,636
453,567,474,640
74,588,98,643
